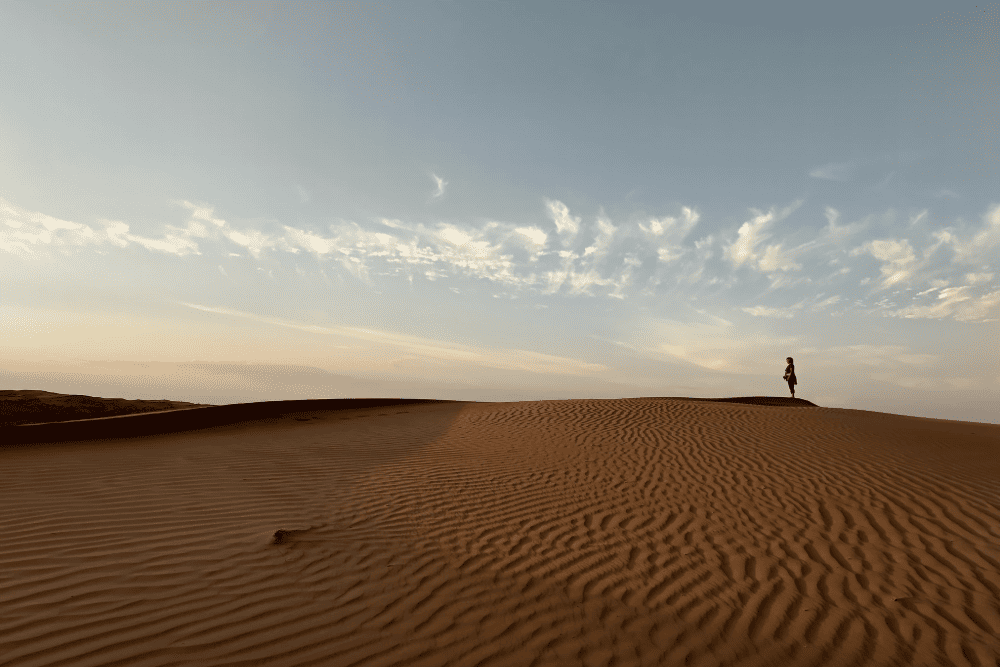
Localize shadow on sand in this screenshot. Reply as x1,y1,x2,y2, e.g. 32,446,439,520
1,398,465,446
664,396,818,407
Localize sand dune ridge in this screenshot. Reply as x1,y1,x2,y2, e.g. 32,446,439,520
1,396,998,666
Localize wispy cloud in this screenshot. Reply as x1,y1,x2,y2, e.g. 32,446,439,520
965,272,995,285
809,161,854,181
909,210,928,227
430,173,448,199
178,302,607,375
582,214,616,259
640,206,700,262
545,198,580,241
937,204,1000,265
742,294,842,319
0,201,98,257
820,207,867,246
850,239,917,287
742,305,795,318
889,287,1000,323
0,197,204,257
726,210,774,268
811,295,841,311
513,226,547,260
724,201,802,272
3,195,995,323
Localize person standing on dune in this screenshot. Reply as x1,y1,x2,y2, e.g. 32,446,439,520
783,357,797,398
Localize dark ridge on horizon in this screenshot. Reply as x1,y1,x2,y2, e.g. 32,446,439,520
0,390,214,427
0,395,462,446
669,396,819,407
1,391,819,431
1,391,823,446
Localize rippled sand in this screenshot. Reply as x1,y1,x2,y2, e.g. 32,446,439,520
2,397,998,666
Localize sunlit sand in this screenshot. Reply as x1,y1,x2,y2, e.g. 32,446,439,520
2,392,998,666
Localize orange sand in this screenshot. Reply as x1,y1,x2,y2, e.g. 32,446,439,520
1,396,999,666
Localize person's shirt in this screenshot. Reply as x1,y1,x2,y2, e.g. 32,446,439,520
785,363,795,377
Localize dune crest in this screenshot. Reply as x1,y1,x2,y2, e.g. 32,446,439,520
667,395,818,407
1,396,998,666
0,389,212,427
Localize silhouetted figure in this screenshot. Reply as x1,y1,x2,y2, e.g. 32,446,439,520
783,357,797,398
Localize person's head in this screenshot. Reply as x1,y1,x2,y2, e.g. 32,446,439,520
786,357,793,364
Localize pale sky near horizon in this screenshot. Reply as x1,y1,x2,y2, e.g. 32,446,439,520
1,1,998,424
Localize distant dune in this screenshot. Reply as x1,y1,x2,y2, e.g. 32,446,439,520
0,389,214,427
0,391,460,444
1,393,998,666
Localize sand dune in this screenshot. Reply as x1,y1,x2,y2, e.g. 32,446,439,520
1,396,999,666
0,390,213,427
3,396,460,445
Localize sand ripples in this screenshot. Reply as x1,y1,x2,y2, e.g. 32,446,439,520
2,398,999,666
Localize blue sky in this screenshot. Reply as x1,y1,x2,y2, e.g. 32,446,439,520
1,1,997,423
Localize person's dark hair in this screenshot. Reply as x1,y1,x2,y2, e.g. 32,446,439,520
786,357,793,363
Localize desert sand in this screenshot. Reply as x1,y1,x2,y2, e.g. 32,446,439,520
0,390,213,427
1,394,999,666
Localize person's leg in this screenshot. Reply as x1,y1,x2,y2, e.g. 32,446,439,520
788,380,795,397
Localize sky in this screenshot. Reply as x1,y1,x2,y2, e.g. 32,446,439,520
1,0,997,424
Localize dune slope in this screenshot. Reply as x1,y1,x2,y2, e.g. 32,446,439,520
0,390,213,427
1,397,998,667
